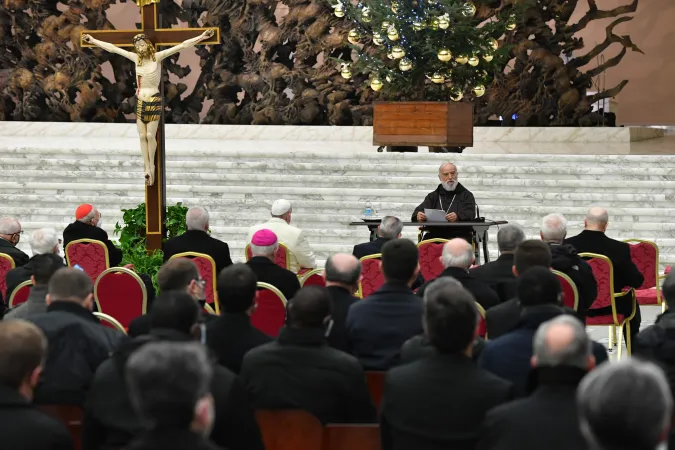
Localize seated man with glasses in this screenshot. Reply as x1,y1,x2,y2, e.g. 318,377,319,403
0,217,29,267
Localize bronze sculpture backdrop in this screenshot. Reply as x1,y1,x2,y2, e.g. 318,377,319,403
0,0,641,126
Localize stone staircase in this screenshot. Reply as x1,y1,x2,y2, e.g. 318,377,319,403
1,131,674,270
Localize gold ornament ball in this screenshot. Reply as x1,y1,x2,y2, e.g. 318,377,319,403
430,73,445,84
391,46,405,59
468,56,479,66
398,58,413,71
347,29,360,45
489,38,499,50
450,89,464,102
430,18,440,30
334,4,345,17
362,8,372,23
387,52,395,60
341,68,352,79
473,84,486,97
387,27,400,41
391,1,399,13
463,2,476,17
483,53,494,62
438,16,450,30
381,21,391,31
371,78,384,91
455,54,468,65
412,21,424,31
372,32,385,45
437,48,452,62
506,15,516,31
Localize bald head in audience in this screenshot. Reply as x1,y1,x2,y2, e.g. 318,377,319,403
532,315,595,371
441,238,475,270
584,207,609,233
324,253,361,294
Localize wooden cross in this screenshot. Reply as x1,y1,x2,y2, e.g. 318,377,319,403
80,0,219,251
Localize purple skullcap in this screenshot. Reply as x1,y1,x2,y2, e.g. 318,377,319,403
251,229,278,246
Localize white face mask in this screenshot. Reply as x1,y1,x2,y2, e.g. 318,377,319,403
441,180,458,191
96,219,103,229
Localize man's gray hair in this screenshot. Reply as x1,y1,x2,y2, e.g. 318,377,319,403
325,255,362,285
533,315,590,370
577,358,673,450
438,162,457,173
586,207,609,225
250,241,279,257
77,208,97,224
186,207,209,231
541,213,568,243
496,224,525,252
379,216,403,239
441,241,474,269
30,228,59,255
423,276,462,304
0,217,21,235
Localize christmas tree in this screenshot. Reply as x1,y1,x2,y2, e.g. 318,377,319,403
330,0,516,102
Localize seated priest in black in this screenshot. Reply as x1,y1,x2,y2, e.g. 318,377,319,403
411,162,476,241
352,216,403,260
63,204,123,266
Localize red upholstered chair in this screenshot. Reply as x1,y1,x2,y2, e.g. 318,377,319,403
37,405,83,450
623,239,663,310
94,267,147,330
580,253,636,359
8,280,33,308
323,424,381,450
169,252,220,315
300,269,325,288
365,371,386,410
0,253,16,299
93,312,127,334
256,410,323,450
252,282,288,337
65,239,110,284
357,254,384,299
417,239,448,282
245,242,292,270
475,302,487,339
552,270,579,311
203,303,217,316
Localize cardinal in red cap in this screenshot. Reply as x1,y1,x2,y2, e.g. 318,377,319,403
62,204,123,266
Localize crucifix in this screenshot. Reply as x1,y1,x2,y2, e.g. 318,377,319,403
80,0,219,251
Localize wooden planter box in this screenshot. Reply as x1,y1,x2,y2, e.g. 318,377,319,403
373,102,473,147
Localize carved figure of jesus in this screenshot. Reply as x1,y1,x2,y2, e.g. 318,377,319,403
82,30,214,185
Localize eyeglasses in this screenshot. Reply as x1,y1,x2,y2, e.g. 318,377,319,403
195,278,206,287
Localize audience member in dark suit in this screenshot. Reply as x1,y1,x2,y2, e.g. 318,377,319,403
479,268,607,396
381,282,513,450
83,290,263,450
346,239,424,370
0,216,29,268
246,229,301,302
577,359,672,450
540,213,597,320
207,264,272,374
6,254,64,320
323,253,361,352
63,204,123,266
124,341,223,450
5,228,63,298
565,207,644,338
417,238,499,310
478,315,595,450
352,215,403,260
240,286,376,424
163,206,233,276
128,258,215,337
470,224,525,302
0,320,75,450
485,240,552,339
27,268,123,406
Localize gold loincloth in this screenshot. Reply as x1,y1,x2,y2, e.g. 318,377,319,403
135,0,160,7
136,95,162,124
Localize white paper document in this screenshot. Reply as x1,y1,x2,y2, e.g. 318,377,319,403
424,209,447,222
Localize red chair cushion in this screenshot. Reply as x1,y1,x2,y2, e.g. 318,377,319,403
555,274,577,310
189,256,217,309
251,288,286,337
10,284,31,307
627,242,657,290
96,271,145,329
302,273,325,287
477,314,487,338
586,314,626,326
635,288,659,306
586,257,613,310
67,242,109,283
275,247,289,270
0,255,13,299
360,258,384,298
418,241,444,282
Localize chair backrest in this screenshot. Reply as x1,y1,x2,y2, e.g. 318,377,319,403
37,405,83,450
93,312,127,334
94,267,147,329
300,268,325,288
256,410,323,450
357,254,384,298
475,302,487,339
246,242,292,270
579,253,614,310
0,253,16,299
203,303,216,315
365,371,386,410
8,280,33,308
624,239,659,290
169,252,220,315
323,424,381,450
252,282,288,337
552,270,579,311
65,239,110,283
417,239,448,281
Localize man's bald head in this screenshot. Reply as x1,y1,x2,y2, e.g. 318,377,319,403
585,207,609,232
441,238,474,269
325,253,361,291
533,315,594,370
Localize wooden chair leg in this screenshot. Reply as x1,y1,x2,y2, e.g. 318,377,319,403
617,325,624,360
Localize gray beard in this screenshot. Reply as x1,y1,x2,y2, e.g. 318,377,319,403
442,181,458,192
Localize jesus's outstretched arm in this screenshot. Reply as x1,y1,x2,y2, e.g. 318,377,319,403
82,34,138,63
154,29,215,62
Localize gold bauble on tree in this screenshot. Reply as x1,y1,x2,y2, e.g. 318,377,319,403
347,29,360,45
370,77,384,91
489,38,499,50
468,56,479,66
361,7,372,23
391,46,405,59
455,54,468,64
506,14,516,31
483,53,494,62
381,21,391,31
412,21,424,31
372,32,385,45
387,52,395,60
430,18,440,30
462,2,476,17
398,58,413,71
429,73,445,84
391,1,399,13
340,63,352,79
387,26,400,41
473,84,486,97
450,89,464,102
334,4,345,17
437,49,452,62
438,15,450,30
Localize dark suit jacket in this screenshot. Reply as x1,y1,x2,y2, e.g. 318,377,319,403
0,384,74,450
163,230,233,276
470,253,517,303
346,282,424,370
352,237,389,260
5,255,66,300
247,256,301,302
417,267,499,310
564,230,644,293
63,221,123,267
206,312,272,374
326,286,359,352
381,354,513,450
0,237,30,268
485,299,521,340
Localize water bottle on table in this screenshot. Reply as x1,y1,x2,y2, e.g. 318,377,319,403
364,201,373,219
